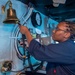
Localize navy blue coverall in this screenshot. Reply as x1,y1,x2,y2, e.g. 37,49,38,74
28,39,75,75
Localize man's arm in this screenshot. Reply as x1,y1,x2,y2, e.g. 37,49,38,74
19,25,33,45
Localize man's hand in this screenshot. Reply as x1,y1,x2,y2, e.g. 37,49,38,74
19,25,33,45
19,25,29,34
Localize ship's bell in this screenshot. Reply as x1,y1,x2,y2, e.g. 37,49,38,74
3,2,19,24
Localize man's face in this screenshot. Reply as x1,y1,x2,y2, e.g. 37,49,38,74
52,22,70,42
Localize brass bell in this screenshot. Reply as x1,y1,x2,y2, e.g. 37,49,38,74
3,1,19,24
